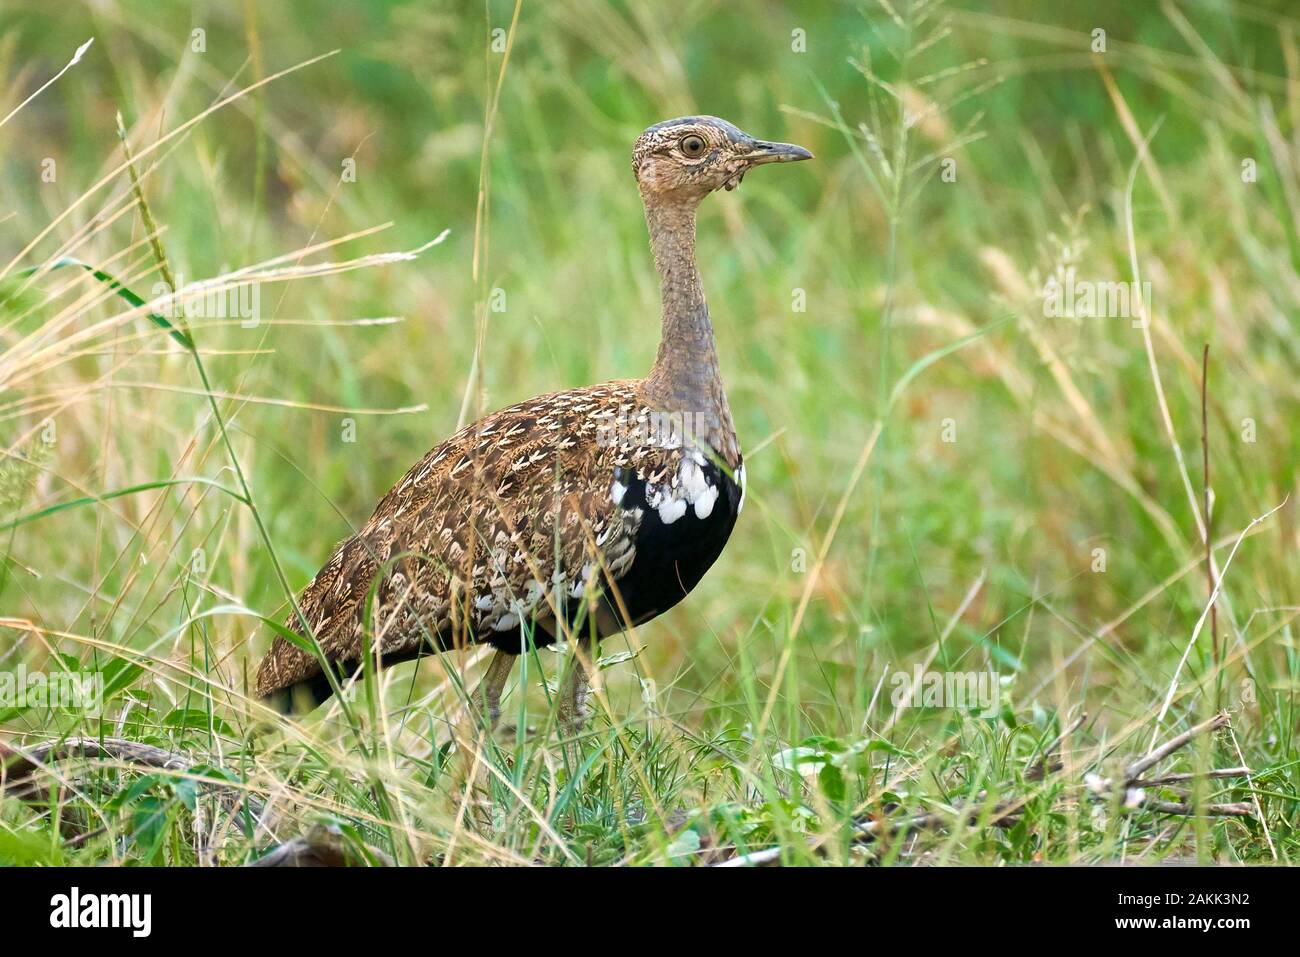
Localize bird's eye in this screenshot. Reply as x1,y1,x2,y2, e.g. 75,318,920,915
679,135,706,158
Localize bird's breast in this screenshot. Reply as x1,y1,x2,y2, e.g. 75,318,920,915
600,446,744,628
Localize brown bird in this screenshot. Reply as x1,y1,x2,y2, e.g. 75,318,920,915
255,116,812,739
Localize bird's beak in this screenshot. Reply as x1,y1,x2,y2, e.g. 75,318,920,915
743,139,815,166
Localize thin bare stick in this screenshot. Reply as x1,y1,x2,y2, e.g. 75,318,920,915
715,846,783,867
0,38,93,130
1201,344,1218,671
1135,767,1250,786
1145,800,1253,817
1,736,188,782
1122,119,1207,547
1151,499,1287,746
1126,712,1228,782
1227,724,1277,860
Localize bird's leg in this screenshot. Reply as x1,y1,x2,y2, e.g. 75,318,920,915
556,639,597,759
450,650,515,808
466,649,514,730
460,649,514,737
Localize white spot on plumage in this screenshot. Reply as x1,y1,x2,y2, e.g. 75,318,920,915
492,612,520,631
679,459,710,503
611,480,627,505
736,464,746,514
658,497,687,524
694,483,718,518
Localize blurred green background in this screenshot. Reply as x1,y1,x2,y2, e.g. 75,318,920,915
1,0,1298,863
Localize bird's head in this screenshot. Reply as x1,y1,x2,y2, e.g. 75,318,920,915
632,115,813,202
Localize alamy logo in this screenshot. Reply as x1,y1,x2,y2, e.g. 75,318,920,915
151,273,261,328
595,409,718,449
889,665,1000,716
0,666,103,715
49,887,152,937
1041,268,1152,323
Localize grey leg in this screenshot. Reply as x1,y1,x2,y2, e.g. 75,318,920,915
465,650,515,731
557,643,595,740
449,651,515,811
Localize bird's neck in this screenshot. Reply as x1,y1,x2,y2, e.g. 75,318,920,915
640,195,737,461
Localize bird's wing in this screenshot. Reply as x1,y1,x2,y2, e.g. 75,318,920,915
254,380,684,698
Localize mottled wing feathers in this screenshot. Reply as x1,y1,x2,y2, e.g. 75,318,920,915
254,380,716,699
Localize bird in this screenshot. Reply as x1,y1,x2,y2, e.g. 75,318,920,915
254,116,812,741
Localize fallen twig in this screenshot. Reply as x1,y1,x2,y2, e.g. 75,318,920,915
1125,712,1228,782
1,736,188,802
1,734,268,856
1083,713,1253,820
1135,767,1251,787
1,736,390,866
1144,800,1253,817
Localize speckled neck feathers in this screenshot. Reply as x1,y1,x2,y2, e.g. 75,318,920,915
639,192,739,465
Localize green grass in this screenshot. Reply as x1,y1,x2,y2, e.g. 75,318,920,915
0,0,1297,865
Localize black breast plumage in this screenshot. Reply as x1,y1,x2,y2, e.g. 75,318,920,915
603,458,742,627
489,454,744,652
